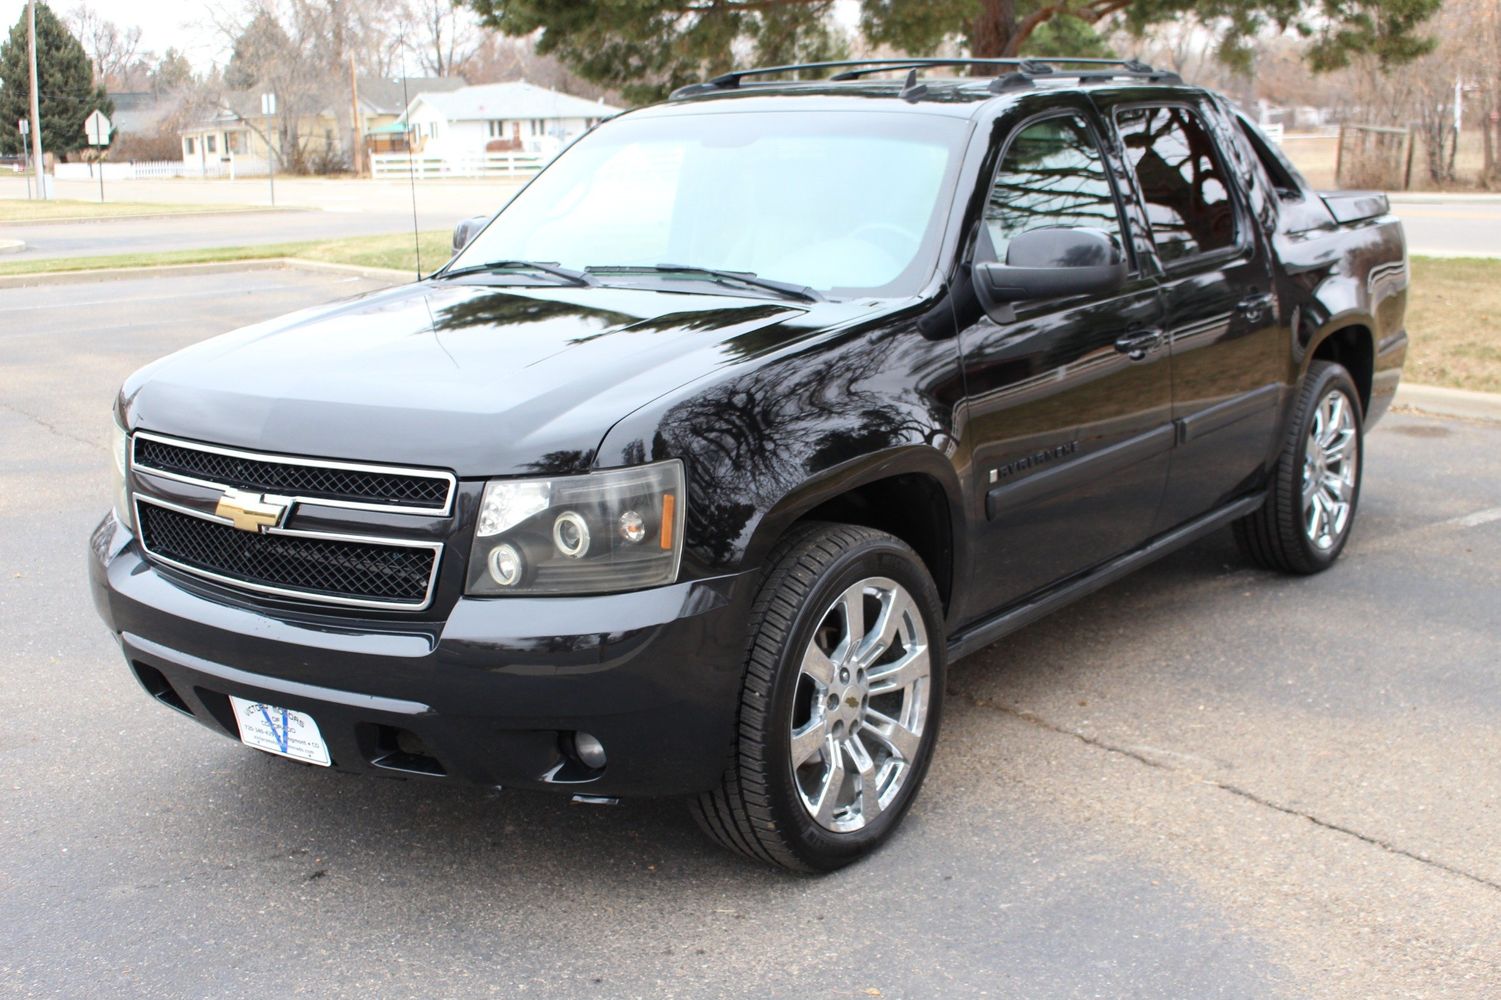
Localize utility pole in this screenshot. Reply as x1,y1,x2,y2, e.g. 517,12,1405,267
27,0,47,200
348,54,364,177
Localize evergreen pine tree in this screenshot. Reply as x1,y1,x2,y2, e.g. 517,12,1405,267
0,2,112,157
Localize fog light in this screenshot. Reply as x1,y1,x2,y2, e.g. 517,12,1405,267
553,510,590,558
573,731,607,769
486,543,524,587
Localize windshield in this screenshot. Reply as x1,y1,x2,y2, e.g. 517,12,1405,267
450,110,970,298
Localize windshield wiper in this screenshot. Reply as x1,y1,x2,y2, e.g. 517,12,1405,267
437,259,597,287
585,264,823,303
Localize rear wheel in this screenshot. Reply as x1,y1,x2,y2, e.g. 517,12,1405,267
1235,361,1364,574
691,523,945,872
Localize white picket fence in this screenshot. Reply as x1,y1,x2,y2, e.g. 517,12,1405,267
369,152,545,180
53,157,272,181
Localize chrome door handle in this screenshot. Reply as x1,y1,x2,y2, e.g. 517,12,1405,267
1237,292,1276,324
1114,328,1164,361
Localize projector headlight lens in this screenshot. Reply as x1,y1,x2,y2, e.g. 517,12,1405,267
466,460,685,596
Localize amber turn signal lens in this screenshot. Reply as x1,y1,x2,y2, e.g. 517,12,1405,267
660,493,675,550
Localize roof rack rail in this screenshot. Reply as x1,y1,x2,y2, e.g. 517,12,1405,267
670,57,1181,99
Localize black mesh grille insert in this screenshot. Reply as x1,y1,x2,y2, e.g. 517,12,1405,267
138,502,437,606
133,437,451,510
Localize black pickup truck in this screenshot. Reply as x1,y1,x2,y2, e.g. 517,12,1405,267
90,58,1408,872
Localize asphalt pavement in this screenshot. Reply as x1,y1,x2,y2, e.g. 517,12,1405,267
1389,197,1501,258
0,210,440,262
1,268,1498,998
0,175,528,263
3,177,1501,264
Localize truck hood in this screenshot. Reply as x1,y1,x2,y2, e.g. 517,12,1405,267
122,279,864,477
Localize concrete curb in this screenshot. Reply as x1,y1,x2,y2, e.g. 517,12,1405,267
1393,383,1501,423
0,257,414,289
0,239,23,254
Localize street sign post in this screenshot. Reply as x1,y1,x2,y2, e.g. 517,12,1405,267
261,93,277,206
84,110,112,203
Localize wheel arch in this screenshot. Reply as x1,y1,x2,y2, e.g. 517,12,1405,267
742,447,965,618
1305,318,1375,415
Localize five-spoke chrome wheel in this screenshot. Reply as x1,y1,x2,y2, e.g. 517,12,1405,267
1303,388,1359,551
789,576,931,833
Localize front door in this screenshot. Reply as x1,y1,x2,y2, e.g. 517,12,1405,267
957,103,1172,618
1103,99,1283,531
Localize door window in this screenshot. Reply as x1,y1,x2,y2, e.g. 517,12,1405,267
1115,105,1239,264
984,114,1126,262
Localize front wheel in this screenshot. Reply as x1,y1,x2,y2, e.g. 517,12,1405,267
691,523,946,872
1235,361,1364,574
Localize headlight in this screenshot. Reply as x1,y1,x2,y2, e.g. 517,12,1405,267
465,460,685,596
109,419,132,532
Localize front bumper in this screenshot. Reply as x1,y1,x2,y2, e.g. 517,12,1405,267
88,512,755,797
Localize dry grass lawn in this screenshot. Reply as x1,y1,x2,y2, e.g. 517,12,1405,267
1406,256,1501,394
0,231,452,278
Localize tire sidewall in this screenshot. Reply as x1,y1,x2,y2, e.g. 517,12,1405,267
1290,364,1365,569
762,537,946,871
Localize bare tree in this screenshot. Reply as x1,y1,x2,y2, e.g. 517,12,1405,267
395,0,480,77
66,2,145,87
459,32,619,100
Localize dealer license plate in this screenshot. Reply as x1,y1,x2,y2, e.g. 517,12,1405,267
228,696,332,767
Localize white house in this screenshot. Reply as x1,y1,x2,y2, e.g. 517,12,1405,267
402,81,620,157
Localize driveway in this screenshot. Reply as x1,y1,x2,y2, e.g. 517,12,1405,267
1,268,1497,998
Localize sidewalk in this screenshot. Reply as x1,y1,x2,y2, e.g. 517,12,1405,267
1393,383,1501,423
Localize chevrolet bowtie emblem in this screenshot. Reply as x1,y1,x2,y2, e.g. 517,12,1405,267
215,488,291,533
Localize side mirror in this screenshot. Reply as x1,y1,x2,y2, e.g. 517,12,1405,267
452,215,489,254
974,227,1126,306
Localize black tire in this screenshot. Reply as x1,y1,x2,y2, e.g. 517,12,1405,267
1234,361,1364,574
690,523,946,873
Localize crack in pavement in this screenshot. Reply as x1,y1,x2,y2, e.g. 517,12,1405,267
0,401,98,449
961,692,1501,895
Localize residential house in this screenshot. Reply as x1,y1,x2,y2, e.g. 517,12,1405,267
355,76,466,155
402,81,620,158
179,77,466,175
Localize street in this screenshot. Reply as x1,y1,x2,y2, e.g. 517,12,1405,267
4,177,1501,263
1,267,1498,998
0,175,527,262
1390,197,1501,258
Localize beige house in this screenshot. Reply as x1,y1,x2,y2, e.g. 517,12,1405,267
179,77,466,175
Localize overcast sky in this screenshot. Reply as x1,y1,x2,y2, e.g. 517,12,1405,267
3,0,233,69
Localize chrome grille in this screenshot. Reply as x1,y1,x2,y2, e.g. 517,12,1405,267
135,498,441,611
132,432,455,514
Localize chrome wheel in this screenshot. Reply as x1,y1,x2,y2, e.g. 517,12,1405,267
1303,388,1359,551
789,576,931,833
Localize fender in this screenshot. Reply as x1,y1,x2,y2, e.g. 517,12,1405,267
741,444,968,600
593,310,969,587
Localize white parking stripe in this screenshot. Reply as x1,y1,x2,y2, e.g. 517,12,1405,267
1446,507,1501,529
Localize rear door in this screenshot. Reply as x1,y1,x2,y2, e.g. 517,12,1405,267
955,97,1172,617
1099,95,1284,531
